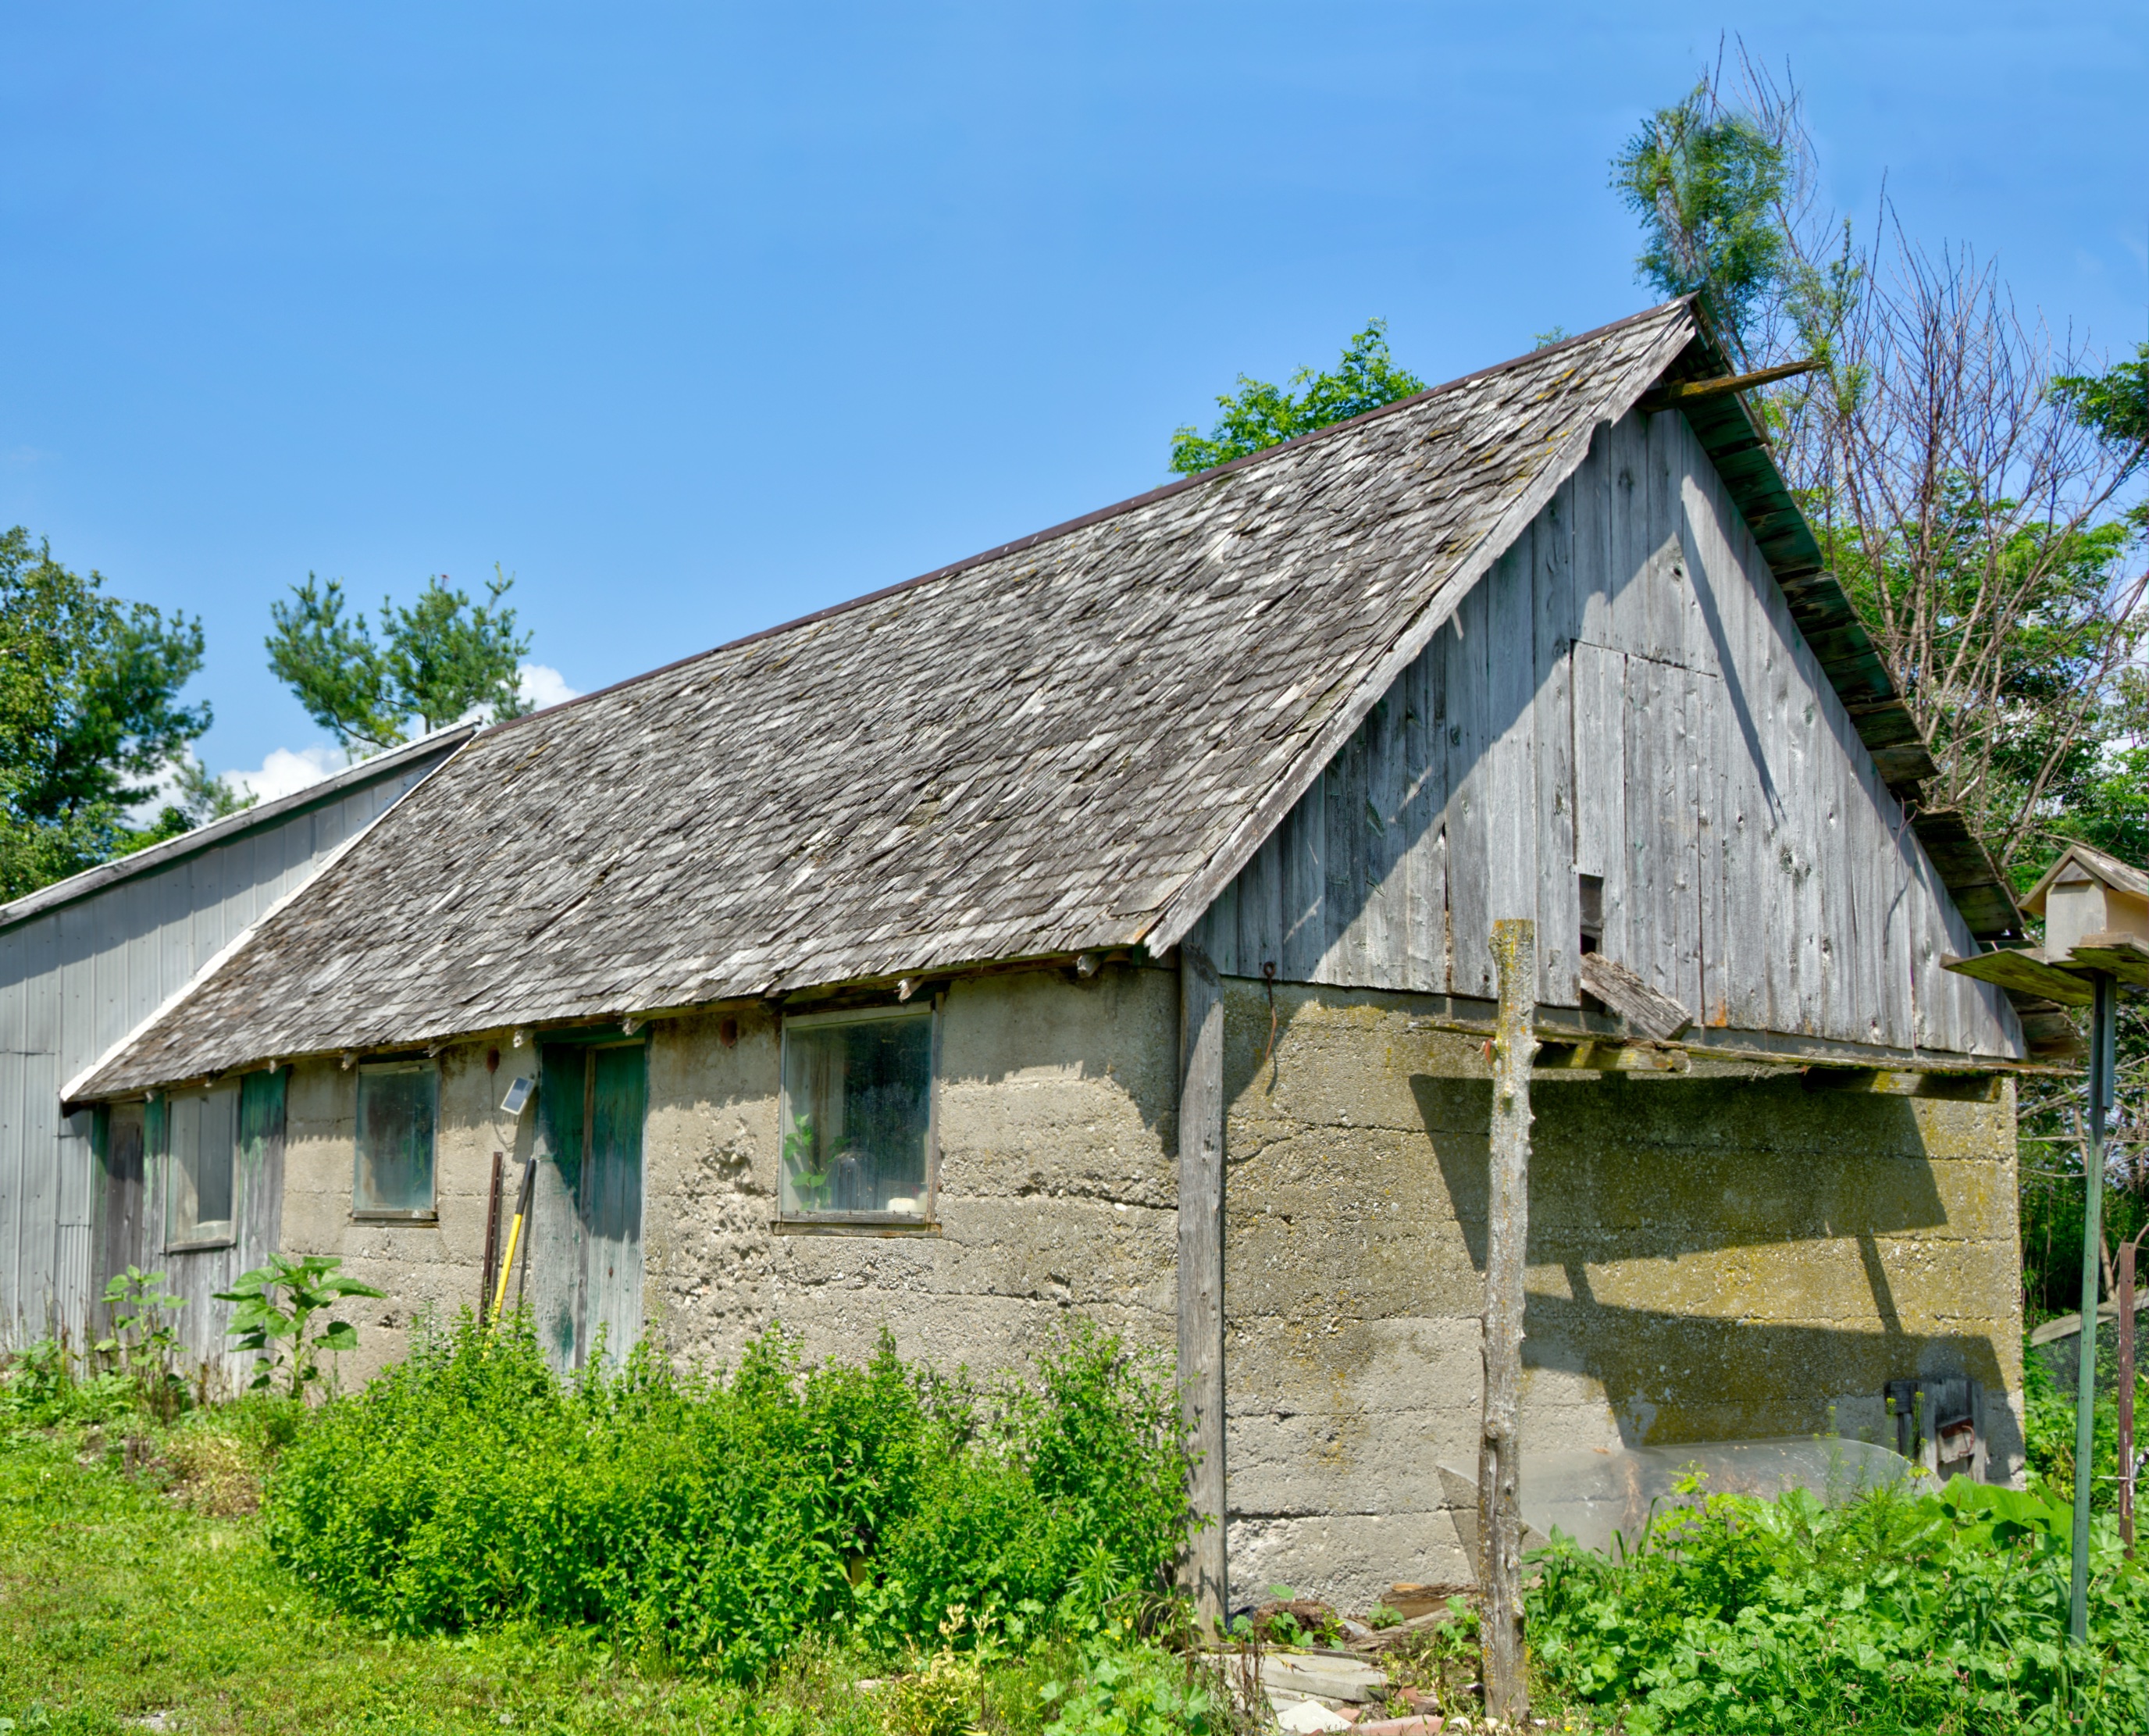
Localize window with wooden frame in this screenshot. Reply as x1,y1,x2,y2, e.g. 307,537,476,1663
354,1060,439,1220
778,1003,938,1224
162,1080,240,1249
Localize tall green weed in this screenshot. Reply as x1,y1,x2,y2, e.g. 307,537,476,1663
1530,1473,2149,1734
266,1311,1188,1679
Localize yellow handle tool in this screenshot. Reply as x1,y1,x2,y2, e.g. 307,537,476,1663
489,1156,537,1328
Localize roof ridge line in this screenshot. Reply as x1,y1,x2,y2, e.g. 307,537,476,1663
485,299,1699,740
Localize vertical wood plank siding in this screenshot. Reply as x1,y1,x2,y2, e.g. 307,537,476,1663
0,750,455,1346
1194,408,2022,1060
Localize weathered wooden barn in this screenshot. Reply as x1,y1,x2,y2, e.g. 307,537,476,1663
59,301,2057,1612
0,729,469,1365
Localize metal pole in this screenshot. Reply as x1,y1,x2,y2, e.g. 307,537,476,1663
2072,969,2117,1643
2120,1233,2137,1558
1481,919,1537,1725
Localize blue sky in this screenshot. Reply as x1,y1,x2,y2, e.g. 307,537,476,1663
2,3,2143,796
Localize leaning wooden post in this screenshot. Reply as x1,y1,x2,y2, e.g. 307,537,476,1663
1177,941,1228,1631
1481,919,1537,1724
2072,968,2118,1642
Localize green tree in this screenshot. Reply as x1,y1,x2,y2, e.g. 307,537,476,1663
1612,80,1789,365
1169,321,1425,476
2054,344,2149,479
0,528,213,899
267,565,533,754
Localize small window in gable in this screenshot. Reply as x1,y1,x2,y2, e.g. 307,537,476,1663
165,1080,239,1249
355,1061,438,1219
779,1005,936,1221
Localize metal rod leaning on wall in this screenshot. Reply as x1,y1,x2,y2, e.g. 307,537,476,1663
479,1150,504,1324
2072,969,2118,1643
1481,918,1537,1725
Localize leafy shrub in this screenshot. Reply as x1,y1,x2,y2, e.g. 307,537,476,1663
864,1329,1188,1651
2021,1335,2149,1514
216,1252,382,1396
0,1336,135,1431
1039,1637,1221,1735
1529,1473,2149,1734
880,1649,985,1736
265,1310,1188,1679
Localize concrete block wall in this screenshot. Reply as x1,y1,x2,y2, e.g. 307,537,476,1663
282,1045,511,1384
1217,975,2025,1613
643,967,1181,1378
273,961,2023,1621
279,964,1185,1388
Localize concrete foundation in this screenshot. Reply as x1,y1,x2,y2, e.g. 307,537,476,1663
1219,976,2023,1610
274,961,2024,1616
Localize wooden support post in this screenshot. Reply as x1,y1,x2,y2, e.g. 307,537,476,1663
1177,942,1228,1631
1481,919,1537,1725
2072,968,2117,1643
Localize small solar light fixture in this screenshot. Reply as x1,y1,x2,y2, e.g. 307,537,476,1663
500,1075,535,1118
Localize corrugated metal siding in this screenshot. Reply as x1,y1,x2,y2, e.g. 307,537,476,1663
1195,407,2022,1060
0,749,457,1345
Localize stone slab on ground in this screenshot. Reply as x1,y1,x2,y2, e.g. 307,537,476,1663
1260,1652,1390,1704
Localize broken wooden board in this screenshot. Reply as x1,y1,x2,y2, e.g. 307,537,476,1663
1577,954,1695,1041
1943,947,2095,1007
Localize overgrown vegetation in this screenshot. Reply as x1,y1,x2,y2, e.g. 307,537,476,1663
1529,1473,2149,1734
0,1320,1232,1734
268,1312,1189,1679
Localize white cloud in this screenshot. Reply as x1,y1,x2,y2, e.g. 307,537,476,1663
518,663,580,711
229,745,344,804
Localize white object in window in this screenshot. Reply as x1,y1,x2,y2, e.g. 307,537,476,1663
779,1005,936,1221
166,1082,239,1249
355,1061,439,1218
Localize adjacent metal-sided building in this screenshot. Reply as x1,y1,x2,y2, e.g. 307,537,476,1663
0,730,470,1362
56,301,2069,1612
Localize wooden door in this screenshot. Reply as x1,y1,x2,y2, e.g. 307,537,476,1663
529,1039,646,1371
91,1103,147,1314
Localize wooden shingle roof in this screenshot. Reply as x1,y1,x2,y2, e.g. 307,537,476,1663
77,301,1708,1098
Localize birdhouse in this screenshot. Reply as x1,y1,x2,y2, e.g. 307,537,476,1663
2023,843,2149,961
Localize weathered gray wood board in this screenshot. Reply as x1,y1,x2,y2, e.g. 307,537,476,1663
1176,945,1228,1625
1193,408,2022,1060
0,734,463,1345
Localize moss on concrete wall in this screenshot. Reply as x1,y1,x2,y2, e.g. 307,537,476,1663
1220,976,2023,1612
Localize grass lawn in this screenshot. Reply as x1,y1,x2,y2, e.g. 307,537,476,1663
0,1427,1065,1735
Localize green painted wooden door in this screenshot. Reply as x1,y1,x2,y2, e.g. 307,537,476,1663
529,1039,646,1370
